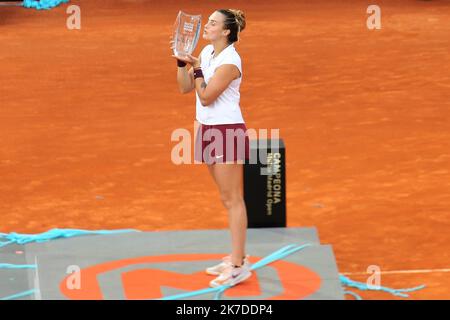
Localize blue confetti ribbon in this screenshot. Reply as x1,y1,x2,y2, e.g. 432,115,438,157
0,228,139,248
340,274,426,299
23,0,69,10
0,289,37,301
0,264,37,269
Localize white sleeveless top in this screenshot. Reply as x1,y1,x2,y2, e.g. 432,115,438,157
195,43,245,125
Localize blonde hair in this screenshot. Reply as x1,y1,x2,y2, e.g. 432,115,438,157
229,9,246,33
217,9,246,43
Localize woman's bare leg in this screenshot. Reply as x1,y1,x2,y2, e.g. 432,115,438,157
208,163,247,267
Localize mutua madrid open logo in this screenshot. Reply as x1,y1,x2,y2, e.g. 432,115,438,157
60,253,321,300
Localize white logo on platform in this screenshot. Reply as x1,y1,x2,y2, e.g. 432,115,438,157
66,265,82,290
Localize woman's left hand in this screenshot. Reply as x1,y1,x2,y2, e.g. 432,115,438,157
172,53,200,68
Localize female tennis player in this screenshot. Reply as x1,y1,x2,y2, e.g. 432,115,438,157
171,9,252,288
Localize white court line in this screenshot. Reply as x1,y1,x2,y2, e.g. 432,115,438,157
342,268,450,276
34,256,42,300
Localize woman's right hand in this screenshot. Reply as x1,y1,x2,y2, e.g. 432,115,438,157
170,38,186,61
172,53,198,66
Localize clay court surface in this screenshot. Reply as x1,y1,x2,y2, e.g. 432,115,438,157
1,0,449,299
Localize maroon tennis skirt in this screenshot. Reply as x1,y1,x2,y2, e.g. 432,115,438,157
194,123,250,164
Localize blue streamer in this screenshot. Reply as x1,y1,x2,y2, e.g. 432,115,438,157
339,274,426,299
0,228,139,248
23,0,69,10
214,287,228,300
0,240,14,247
0,264,37,270
251,244,313,270
0,289,36,301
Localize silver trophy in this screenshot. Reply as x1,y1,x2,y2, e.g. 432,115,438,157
172,11,201,57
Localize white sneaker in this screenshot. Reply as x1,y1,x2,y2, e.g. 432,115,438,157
209,263,252,288
206,254,251,276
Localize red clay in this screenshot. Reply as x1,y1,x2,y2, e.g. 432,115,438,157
1,0,449,299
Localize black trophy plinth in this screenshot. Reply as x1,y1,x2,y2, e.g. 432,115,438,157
244,139,286,228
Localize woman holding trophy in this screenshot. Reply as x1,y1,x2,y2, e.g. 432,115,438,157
171,9,252,288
